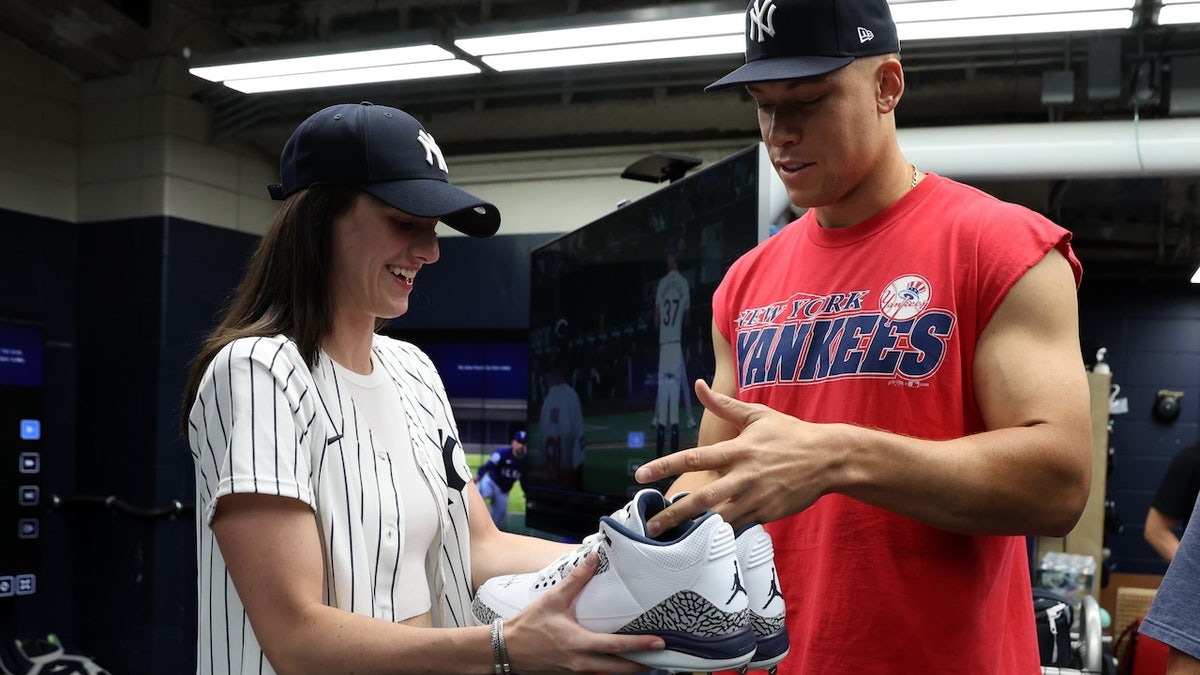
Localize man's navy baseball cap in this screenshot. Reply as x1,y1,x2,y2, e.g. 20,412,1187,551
268,102,500,238
706,0,900,91
513,430,528,443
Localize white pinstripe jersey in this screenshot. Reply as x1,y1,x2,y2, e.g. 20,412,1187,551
187,334,475,675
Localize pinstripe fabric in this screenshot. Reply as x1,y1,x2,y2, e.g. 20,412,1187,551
187,334,475,675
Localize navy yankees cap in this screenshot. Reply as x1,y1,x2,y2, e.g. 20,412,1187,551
268,102,500,238
513,430,528,443
706,0,900,91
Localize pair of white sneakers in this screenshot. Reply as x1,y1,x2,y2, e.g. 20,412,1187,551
472,488,789,673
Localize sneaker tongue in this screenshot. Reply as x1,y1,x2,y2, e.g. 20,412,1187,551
616,488,668,537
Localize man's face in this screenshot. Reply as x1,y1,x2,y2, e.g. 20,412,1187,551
746,57,894,210
513,440,527,457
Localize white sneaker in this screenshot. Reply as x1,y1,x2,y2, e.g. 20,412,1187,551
472,489,756,673
668,493,790,672
736,523,789,671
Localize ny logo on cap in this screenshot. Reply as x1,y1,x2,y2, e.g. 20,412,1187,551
858,27,875,43
748,0,777,42
417,129,448,172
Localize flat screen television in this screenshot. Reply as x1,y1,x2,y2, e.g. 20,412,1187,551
523,143,788,539
0,317,45,613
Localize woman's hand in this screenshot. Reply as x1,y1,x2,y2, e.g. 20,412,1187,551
503,552,665,674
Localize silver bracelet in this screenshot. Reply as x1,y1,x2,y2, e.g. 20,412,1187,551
490,618,512,675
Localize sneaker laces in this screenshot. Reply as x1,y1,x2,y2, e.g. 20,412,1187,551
532,531,606,589
531,496,645,589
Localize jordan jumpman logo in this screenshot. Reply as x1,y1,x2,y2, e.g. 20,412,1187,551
763,566,784,610
728,560,748,604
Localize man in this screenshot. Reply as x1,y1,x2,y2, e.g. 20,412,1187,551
1141,496,1200,674
1144,441,1200,563
632,0,1093,672
539,358,585,489
653,239,692,457
476,430,530,528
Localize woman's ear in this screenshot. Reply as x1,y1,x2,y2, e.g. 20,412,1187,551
877,56,905,114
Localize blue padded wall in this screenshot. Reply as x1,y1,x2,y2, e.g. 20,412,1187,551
1079,279,1200,576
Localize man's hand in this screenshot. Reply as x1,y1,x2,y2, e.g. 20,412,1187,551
634,379,834,537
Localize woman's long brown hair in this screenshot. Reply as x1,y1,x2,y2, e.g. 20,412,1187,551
179,185,361,434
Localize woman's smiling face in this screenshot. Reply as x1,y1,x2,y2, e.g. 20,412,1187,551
328,192,441,324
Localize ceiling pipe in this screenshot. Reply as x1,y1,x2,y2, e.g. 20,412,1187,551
899,117,1200,179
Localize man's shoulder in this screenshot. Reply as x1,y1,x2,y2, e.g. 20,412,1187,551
927,174,1052,222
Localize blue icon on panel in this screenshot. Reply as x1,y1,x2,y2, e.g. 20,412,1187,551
19,420,40,440
627,431,645,448
17,518,39,540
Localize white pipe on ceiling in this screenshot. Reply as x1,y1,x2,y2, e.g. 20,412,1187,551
898,117,1200,179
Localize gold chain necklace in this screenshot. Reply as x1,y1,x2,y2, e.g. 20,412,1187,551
910,165,919,189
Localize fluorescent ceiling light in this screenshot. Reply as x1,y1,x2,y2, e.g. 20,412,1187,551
191,45,456,82
456,13,742,55
890,0,1135,39
1158,1,1200,25
457,13,744,72
896,10,1134,40
479,35,744,72
224,61,481,94
1192,263,1200,283
458,1,1138,73
889,0,1134,22
189,44,477,92
192,0,1147,92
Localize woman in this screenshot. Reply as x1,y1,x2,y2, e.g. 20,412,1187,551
181,102,663,674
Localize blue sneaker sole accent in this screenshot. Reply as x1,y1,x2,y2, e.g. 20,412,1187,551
620,624,757,672
748,628,790,670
